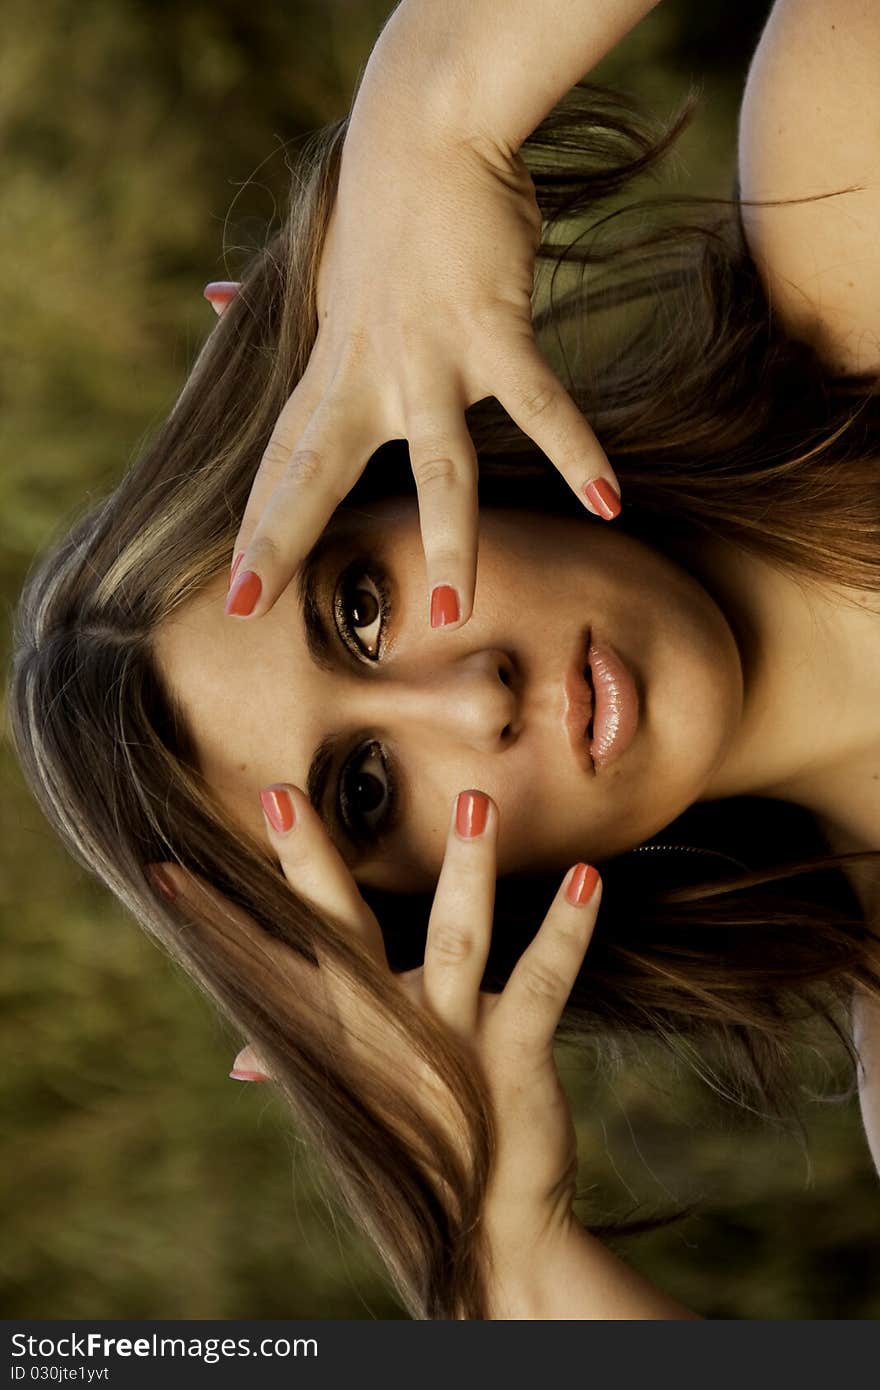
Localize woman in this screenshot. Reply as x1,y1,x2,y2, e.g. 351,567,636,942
9,0,880,1318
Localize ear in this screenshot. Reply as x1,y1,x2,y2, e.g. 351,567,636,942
203,281,241,316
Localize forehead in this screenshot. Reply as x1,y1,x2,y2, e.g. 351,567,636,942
153,566,307,817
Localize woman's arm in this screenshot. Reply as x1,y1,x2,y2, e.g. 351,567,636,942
359,0,665,156
484,1214,702,1319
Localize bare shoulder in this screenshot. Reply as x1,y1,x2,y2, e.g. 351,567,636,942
737,0,880,377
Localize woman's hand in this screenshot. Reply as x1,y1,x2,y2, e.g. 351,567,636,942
149,784,601,1275
224,113,622,632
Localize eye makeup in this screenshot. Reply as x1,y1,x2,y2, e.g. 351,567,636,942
337,737,400,846
333,558,393,663
330,555,401,846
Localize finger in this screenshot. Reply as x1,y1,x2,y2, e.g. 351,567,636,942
226,401,372,621
258,783,386,967
491,863,601,1062
422,790,497,1038
402,393,480,630
494,336,622,522
230,367,329,563
260,784,418,1071
203,281,241,316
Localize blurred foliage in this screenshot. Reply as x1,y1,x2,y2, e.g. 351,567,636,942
2,0,878,1320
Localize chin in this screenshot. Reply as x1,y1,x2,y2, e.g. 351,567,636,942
636,662,743,838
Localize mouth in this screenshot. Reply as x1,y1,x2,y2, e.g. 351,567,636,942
564,631,596,775
564,629,640,774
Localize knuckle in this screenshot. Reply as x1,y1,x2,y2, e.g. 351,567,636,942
285,448,325,488
260,436,294,474
429,551,466,587
469,294,519,336
410,453,462,491
520,960,565,1003
554,912,588,947
513,382,558,420
245,532,281,570
429,923,476,966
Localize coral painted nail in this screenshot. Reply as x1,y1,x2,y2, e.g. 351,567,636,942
430,584,460,627
204,281,241,315
583,477,622,520
231,1045,270,1081
260,786,295,834
455,790,489,838
225,569,262,617
566,863,599,906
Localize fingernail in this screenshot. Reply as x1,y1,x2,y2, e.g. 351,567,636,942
233,1044,269,1076
229,1068,270,1082
583,477,621,521
204,281,241,313
455,790,489,838
146,864,177,902
225,569,262,617
260,785,295,834
229,552,244,588
566,863,599,906
430,584,460,628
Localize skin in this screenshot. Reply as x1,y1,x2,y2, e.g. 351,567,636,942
153,494,880,902
669,528,880,920
156,1,880,1308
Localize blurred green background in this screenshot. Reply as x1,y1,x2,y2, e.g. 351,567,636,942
2,0,878,1320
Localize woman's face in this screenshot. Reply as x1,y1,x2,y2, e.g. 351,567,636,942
154,498,743,893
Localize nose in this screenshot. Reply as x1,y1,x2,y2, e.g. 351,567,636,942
345,648,520,752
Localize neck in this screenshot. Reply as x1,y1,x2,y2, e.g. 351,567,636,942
665,525,880,857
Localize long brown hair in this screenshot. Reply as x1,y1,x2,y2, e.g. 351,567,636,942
8,78,880,1319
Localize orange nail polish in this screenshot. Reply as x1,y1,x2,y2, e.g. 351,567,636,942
204,282,241,314
583,478,621,521
225,569,262,617
430,584,460,627
229,552,244,588
456,790,489,838
260,785,295,834
566,863,599,906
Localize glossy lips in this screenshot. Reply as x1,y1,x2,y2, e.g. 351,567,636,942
564,632,640,774
587,639,639,770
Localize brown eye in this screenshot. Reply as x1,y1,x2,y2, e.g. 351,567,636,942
352,768,383,813
332,563,396,844
350,585,379,630
339,741,391,838
338,568,387,660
